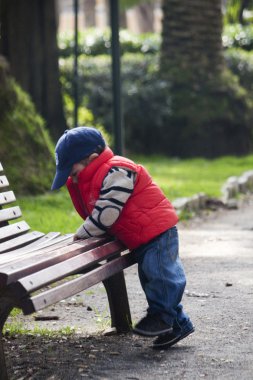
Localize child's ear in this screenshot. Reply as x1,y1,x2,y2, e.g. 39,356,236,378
88,153,99,163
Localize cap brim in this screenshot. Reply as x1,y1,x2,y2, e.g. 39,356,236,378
51,166,72,190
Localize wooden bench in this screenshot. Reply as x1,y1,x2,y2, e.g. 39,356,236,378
0,162,136,380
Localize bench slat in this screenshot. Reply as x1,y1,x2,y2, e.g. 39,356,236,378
11,241,126,297
0,237,109,286
29,231,61,243
0,221,30,242
0,234,73,266
29,234,73,252
21,252,135,314
0,231,44,254
0,234,73,264
0,191,16,206
0,206,22,223
0,176,9,188
14,232,61,251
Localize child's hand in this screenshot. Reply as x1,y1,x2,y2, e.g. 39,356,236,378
75,224,89,240
73,234,81,241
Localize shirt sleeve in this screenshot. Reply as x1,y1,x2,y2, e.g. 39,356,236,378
75,167,136,239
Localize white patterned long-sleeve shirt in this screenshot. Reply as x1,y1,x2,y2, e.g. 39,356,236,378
75,167,136,239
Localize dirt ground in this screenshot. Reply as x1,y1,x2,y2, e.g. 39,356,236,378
4,195,253,380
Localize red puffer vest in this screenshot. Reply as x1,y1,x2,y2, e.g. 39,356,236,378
67,147,178,249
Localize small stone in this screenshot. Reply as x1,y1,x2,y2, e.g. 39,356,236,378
225,199,238,209
103,327,117,336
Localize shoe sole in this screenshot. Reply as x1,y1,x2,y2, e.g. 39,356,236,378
133,326,173,337
152,327,195,349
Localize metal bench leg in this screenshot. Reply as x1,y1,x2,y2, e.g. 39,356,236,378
103,271,132,333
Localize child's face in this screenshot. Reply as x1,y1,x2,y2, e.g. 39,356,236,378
70,160,88,183
70,153,99,183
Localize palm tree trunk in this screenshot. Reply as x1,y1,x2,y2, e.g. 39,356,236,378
158,0,252,158
160,0,224,80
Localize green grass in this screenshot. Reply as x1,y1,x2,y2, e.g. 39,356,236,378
18,188,83,234
9,308,22,317
4,321,75,337
133,154,253,200
18,154,253,233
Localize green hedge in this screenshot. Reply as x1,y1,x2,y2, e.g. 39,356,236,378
58,25,253,60
58,29,161,57
60,52,253,157
223,23,253,50
59,26,253,157
224,48,253,95
60,53,159,131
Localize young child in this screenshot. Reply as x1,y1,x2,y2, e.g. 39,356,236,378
51,126,194,349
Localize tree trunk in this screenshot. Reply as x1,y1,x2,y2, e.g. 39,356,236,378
160,0,224,80
126,3,155,34
135,3,155,33
158,0,252,158
0,0,66,140
83,0,96,27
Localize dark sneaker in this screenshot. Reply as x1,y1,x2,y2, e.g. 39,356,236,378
152,322,195,349
133,315,172,337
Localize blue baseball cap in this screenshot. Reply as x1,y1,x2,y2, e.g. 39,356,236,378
51,127,106,190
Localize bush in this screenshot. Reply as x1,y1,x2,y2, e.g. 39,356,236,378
60,48,253,157
60,53,161,143
124,65,253,157
58,25,253,59
58,28,161,57
0,57,55,195
224,48,253,95
223,23,253,50
59,25,253,58
165,68,253,157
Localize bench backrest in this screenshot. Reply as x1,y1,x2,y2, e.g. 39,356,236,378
0,162,46,253
0,163,75,258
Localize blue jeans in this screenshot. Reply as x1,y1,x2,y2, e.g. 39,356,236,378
134,226,191,329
